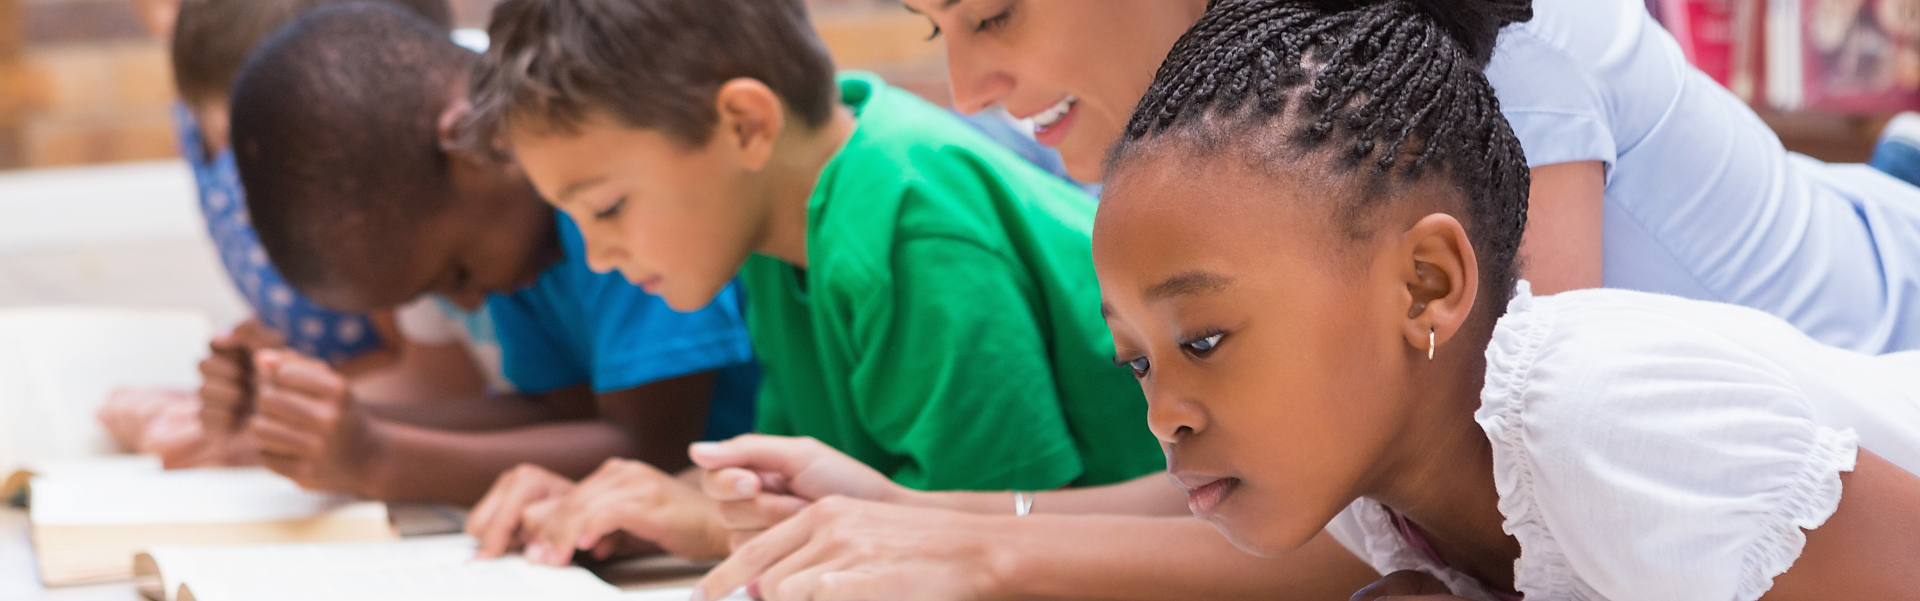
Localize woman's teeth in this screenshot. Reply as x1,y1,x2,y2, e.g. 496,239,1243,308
1032,95,1077,131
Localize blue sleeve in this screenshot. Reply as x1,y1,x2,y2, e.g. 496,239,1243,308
490,281,592,395
584,274,756,393
491,213,755,395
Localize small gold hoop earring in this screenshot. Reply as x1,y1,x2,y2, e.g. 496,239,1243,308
1428,328,1436,361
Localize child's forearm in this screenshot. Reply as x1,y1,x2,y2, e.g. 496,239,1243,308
897,472,1192,517
360,394,560,432
362,419,641,504
982,516,1375,601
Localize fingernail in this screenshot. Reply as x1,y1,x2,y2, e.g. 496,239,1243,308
526,543,548,563
735,474,755,496
690,442,719,456
688,590,706,601
576,534,595,550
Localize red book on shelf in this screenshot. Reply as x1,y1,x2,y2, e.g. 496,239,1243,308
1654,0,1768,102
1769,0,1920,112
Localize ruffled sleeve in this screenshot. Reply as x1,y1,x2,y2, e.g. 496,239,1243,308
1478,284,1861,601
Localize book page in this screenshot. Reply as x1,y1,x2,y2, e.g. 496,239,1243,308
0,308,211,478
153,535,621,601
31,464,382,526
612,587,751,601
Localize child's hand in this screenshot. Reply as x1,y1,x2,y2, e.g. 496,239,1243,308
249,349,387,496
100,387,264,469
467,464,579,559
519,458,729,565
690,435,906,550
1349,570,1467,600
197,320,286,438
97,388,194,451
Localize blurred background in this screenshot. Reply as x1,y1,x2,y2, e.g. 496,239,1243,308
0,0,1908,324
0,0,1902,171
0,0,957,169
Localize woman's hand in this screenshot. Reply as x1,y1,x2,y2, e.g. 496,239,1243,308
693,497,1004,601
690,435,910,550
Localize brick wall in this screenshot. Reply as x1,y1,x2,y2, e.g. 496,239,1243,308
0,0,947,170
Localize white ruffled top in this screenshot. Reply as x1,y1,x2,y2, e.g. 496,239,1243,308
1324,282,1920,601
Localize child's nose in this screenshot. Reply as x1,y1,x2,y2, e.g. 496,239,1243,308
1145,394,1209,445
584,244,625,275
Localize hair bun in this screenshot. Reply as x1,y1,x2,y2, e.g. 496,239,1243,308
1294,0,1531,67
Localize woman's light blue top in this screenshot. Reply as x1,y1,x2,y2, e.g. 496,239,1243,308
1487,0,1920,353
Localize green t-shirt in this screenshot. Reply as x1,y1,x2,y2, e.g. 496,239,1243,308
742,72,1162,491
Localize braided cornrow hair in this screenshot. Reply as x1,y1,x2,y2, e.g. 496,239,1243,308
1117,0,1534,305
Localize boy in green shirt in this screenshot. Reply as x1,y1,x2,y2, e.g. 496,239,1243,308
462,0,1160,563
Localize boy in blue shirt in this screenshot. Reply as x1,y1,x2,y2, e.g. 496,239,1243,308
214,4,758,513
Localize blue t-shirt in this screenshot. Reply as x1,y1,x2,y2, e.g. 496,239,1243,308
175,104,385,363
488,213,760,440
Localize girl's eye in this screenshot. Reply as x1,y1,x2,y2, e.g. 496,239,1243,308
1124,356,1151,377
925,21,943,40
594,197,627,220
1182,332,1225,356
976,6,1014,33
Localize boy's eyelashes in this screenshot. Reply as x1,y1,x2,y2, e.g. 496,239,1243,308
593,197,627,221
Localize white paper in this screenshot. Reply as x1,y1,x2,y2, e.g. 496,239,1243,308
610,587,751,601
0,308,213,477
30,462,381,526
149,535,621,601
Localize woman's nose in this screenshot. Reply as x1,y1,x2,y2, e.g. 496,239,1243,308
945,39,1017,115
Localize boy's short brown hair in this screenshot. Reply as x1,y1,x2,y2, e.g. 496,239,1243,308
467,0,837,151
170,0,452,107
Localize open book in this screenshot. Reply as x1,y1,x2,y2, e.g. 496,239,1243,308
0,306,214,495
28,457,395,586
135,535,622,601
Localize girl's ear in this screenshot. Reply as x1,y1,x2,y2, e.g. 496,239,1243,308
1397,213,1480,355
713,78,787,172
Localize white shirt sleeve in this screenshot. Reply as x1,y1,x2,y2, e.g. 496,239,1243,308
392,296,463,346
1479,287,1860,601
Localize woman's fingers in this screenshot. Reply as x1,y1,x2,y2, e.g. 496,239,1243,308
704,467,764,501
715,491,811,532
696,501,830,601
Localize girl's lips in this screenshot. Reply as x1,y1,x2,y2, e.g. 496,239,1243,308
1186,477,1238,519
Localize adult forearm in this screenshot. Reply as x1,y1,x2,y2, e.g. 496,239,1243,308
898,472,1191,517
983,516,1375,601
365,420,640,504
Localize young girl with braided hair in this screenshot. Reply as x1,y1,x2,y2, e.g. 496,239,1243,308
1095,1,1920,598
687,1,1920,599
